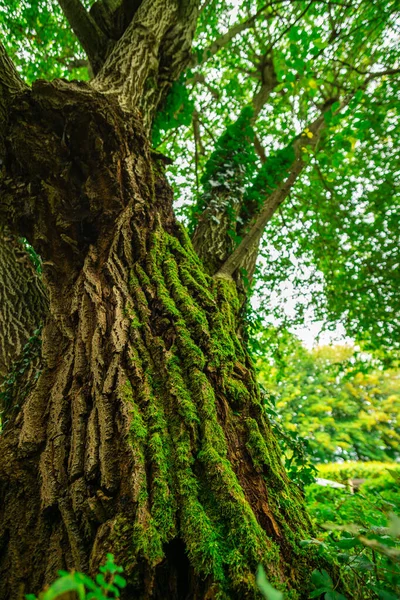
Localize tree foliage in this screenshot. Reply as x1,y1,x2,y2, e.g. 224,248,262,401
1,0,399,353
257,340,400,463
305,466,400,600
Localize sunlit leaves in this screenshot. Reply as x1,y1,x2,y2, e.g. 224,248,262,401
2,0,399,351
0,0,90,82
256,341,400,463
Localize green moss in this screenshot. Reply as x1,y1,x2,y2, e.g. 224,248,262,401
164,353,200,427
163,250,210,340
224,376,250,407
246,418,283,479
122,372,176,562
117,224,317,596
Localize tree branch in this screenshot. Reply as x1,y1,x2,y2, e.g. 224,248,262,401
216,113,328,279
199,0,214,14
92,0,200,132
0,43,26,156
254,133,267,163
251,55,277,118
191,3,272,67
337,59,400,79
57,0,109,74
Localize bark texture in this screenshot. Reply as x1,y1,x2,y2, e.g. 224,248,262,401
0,232,47,380
0,80,319,599
92,0,199,131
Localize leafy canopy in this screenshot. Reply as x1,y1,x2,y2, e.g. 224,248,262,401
256,339,400,464
1,0,399,356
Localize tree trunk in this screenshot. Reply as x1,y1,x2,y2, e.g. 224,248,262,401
0,79,319,600
0,232,47,381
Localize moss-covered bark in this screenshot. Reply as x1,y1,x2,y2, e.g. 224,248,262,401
0,79,321,600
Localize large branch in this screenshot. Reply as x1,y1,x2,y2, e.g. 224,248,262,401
216,148,307,280
57,0,109,74
89,0,143,41
216,102,347,280
191,61,277,274
0,43,26,155
92,0,199,131
198,59,381,286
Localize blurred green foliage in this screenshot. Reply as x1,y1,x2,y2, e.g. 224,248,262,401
256,337,400,463
26,553,126,600
0,0,90,82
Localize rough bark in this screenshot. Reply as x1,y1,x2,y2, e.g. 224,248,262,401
0,79,321,600
57,0,109,74
0,44,26,157
92,0,199,131
0,232,47,380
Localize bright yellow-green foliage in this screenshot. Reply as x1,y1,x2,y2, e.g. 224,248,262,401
257,342,400,463
317,461,400,483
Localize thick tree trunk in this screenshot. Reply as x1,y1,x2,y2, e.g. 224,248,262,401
0,80,319,600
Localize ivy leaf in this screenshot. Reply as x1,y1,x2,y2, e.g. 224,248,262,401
311,569,333,590
334,537,362,549
372,587,399,600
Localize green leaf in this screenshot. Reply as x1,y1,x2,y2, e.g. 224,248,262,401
42,574,86,600
310,589,330,598
373,587,399,600
256,566,283,600
334,537,362,549
325,592,347,600
387,469,400,484
311,570,333,590
113,575,127,589
288,27,302,41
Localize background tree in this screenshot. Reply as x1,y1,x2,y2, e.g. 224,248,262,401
0,0,399,598
256,339,400,464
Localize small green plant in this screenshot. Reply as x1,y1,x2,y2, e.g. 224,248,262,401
26,554,126,600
